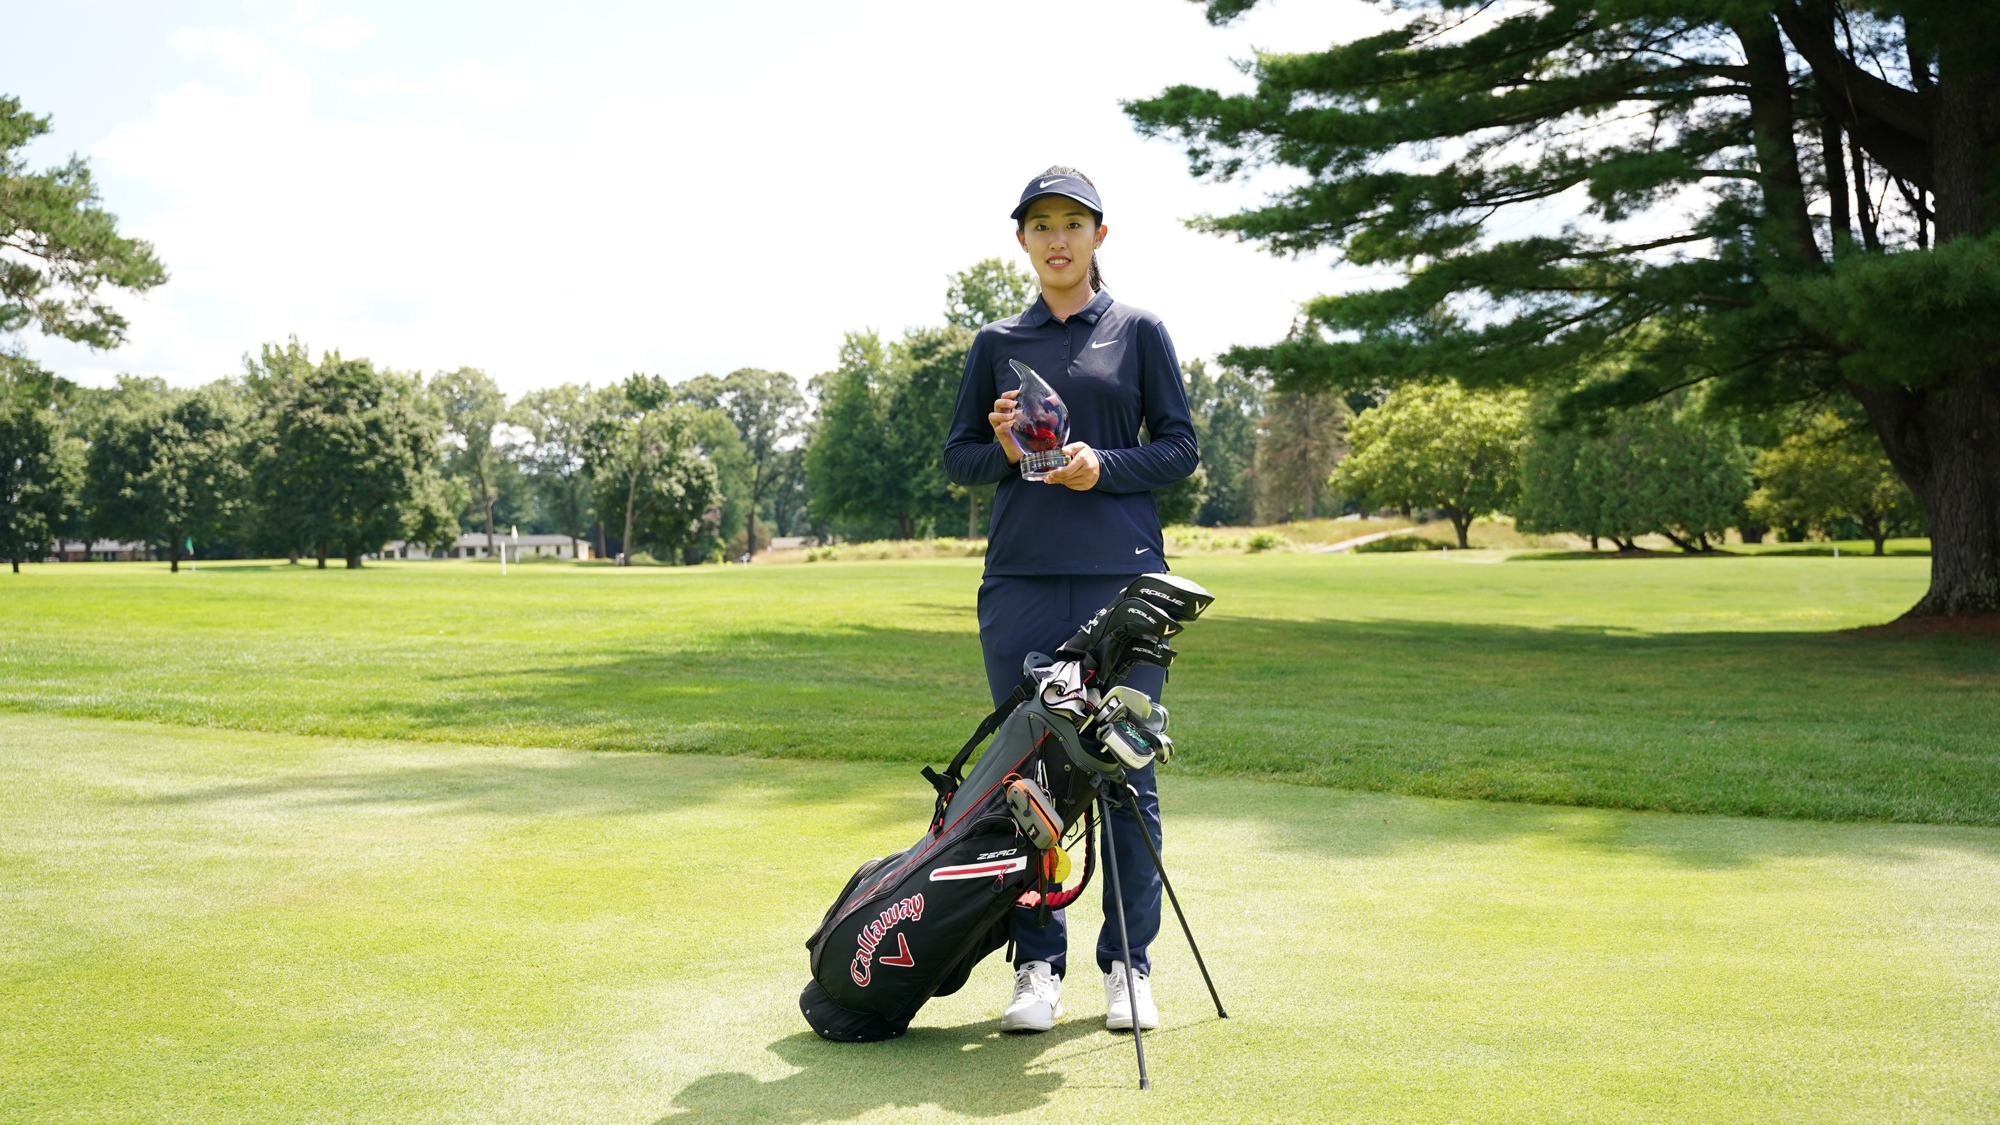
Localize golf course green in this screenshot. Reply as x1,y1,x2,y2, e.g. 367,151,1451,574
3,551,1996,1122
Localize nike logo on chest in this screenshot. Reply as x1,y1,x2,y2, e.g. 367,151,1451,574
1090,340,1117,349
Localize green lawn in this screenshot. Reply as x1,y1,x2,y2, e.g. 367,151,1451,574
3,552,1995,823
4,714,1995,1124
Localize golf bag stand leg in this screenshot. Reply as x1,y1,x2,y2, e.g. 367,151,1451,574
1123,782,1227,1019
1097,792,1149,1091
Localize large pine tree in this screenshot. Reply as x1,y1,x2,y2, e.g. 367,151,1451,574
1128,0,2000,616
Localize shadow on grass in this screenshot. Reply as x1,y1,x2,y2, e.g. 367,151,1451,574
663,1021,1133,1122
136,751,929,834
34,610,2000,828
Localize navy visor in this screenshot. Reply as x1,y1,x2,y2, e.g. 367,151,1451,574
1010,173,1103,222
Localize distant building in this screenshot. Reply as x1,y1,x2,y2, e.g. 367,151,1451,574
51,540,156,562
375,533,591,561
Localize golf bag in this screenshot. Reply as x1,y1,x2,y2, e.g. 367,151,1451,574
799,573,1214,1044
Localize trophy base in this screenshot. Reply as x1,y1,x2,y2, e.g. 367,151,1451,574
1020,449,1070,481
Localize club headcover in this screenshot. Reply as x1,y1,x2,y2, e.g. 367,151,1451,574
1121,573,1214,623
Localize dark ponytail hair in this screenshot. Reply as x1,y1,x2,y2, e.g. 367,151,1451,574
1018,164,1105,292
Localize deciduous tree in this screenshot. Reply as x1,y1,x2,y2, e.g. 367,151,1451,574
432,367,507,558
677,368,806,557
0,356,72,572
586,376,720,565
514,383,605,557
1748,411,1921,554
83,378,247,572
1331,383,1527,548
944,258,1036,330
244,340,456,568
1518,392,1752,552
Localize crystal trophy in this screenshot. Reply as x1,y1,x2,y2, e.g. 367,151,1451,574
1008,359,1071,481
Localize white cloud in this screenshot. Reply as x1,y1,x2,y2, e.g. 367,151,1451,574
34,0,1396,395
299,17,376,49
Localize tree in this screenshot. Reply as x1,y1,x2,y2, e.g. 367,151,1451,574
766,446,812,539
678,368,806,558
432,367,507,558
1518,392,1753,552
1128,1,2000,616
0,356,72,572
1182,358,1264,526
244,340,456,568
514,383,605,556
807,332,907,539
1331,383,1527,548
945,258,1036,330
1748,411,1922,554
586,376,721,565
82,378,246,572
1255,385,1347,524
2,97,168,349
888,324,978,539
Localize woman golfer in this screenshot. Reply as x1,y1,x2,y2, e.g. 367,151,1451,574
943,167,1200,1033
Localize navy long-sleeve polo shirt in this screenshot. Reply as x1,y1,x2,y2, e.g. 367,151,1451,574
944,289,1200,576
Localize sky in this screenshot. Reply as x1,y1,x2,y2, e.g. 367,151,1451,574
4,0,1394,395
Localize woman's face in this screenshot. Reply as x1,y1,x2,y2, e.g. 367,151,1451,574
1015,197,1108,293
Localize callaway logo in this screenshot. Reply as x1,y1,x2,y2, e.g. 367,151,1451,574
1038,177,1065,188
1090,340,1117,348
851,893,925,987
977,849,1020,861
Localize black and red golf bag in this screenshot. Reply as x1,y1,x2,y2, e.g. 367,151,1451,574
799,573,1214,1043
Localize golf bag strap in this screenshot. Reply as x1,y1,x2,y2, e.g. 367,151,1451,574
924,681,1031,833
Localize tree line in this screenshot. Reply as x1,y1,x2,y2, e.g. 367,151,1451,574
1328,378,1921,555
1,252,1370,571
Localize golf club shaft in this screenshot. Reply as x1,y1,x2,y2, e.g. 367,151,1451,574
1124,782,1227,1019
1098,794,1150,1091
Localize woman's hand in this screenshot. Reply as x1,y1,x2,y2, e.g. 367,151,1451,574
1042,443,1100,490
989,389,1024,464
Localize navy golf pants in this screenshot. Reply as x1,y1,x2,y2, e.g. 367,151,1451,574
978,573,1165,979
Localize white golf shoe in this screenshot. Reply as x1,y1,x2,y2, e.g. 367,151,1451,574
1000,960,1062,1032
1104,961,1158,1031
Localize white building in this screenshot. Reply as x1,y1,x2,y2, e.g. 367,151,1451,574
51,540,156,562
377,533,592,561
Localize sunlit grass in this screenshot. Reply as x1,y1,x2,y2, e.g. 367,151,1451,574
3,715,1994,1124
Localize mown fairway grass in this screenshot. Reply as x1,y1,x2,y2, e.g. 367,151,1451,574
5,715,1996,1124
2,551,1995,823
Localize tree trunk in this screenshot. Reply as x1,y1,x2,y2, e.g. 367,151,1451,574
594,520,606,562
346,549,362,569
1447,509,1471,549
968,492,979,539
1734,17,1821,265
622,470,639,567
288,549,299,565
745,506,758,560
1853,377,2000,616
316,544,327,569
10,558,17,573
169,536,182,574
1820,109,1852,251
